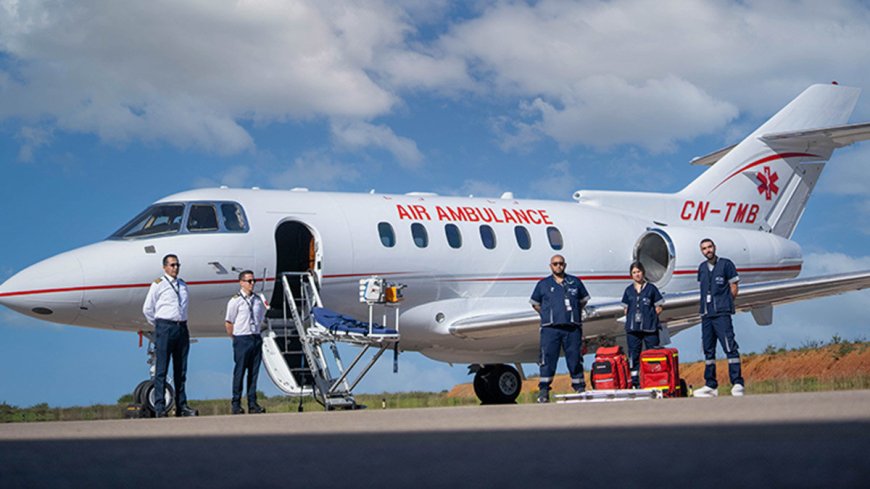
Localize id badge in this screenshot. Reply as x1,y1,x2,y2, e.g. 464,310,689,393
564,297,572,311
634,311,642,324
706,293,712,303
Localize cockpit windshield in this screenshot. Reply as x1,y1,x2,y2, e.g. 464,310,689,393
111,204,185,239
110,201,249,239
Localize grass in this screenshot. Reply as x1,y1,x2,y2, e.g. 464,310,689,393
3,338,868,423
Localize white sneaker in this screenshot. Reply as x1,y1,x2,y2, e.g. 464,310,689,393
731,384,745,397
693,385,719,398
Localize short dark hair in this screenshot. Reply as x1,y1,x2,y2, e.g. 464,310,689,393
238,270,254,281
699,238,715,247
162,254,178,266
629,261,646,275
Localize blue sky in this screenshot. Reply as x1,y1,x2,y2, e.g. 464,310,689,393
2,0,869,407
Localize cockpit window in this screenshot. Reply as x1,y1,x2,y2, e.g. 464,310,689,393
221,203,247,231
187,204,219,232
111,204,185,239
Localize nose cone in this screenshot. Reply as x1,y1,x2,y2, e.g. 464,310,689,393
0,251,84,325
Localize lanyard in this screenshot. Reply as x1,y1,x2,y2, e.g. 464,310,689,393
242,293,257,328
164,275,183,315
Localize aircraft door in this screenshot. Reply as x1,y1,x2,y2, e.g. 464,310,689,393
270,220,321,313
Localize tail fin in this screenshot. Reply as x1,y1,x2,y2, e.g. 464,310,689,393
678,83,861,238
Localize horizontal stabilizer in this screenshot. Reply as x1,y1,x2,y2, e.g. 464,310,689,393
759,121,870,148
689,121,870,167
690,143,737,166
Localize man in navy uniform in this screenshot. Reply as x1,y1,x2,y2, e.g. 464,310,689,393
530,254,590,403
142,254,198,417
694,239,744,397
225,270,268,414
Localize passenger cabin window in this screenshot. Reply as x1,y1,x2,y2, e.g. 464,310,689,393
411,223,428,248
479,225,496,250
188,204,219,232
111,204,185,239
547,226,564,250
514,226,531,250
378,222,396,247
221,203,247,232
445,224,462,249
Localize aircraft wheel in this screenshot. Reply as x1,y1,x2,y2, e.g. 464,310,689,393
132,380,150,405
138,380,176,416
473,366,494,403
474,364,522,405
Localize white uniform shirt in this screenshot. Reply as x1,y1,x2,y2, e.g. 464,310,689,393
142,275,189,325
225,290,267,336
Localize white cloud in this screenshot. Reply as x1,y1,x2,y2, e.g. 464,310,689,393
528,160,583,198
15,125,52,162
272,150,362,190
438,0,870,150
0,0,407,154
330,120,423,168
820,145,870,197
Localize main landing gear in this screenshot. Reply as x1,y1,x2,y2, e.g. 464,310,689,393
471,364,522,404
130,331,175,417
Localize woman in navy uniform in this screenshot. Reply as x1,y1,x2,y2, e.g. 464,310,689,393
621,261,664,388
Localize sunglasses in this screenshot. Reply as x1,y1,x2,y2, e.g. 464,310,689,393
166,263,180,268
551,262,566,266
241,279,256,284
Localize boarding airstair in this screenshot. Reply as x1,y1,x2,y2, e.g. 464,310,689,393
261,272,402,410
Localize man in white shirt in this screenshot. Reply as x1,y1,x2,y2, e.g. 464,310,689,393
225,270,268,414
142,254,197,417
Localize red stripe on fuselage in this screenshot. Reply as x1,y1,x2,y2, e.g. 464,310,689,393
0,277,276,298
0,265,801,298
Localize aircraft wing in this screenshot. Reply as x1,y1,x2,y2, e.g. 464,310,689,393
448,270,870,340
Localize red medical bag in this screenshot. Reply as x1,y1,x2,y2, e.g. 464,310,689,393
639,348,685,397
590,346,631,390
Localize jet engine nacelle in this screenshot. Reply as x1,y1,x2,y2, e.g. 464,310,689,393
633,226,803,287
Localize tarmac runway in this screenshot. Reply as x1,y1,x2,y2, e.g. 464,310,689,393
2,390,869,488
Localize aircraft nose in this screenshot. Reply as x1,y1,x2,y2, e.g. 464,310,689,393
0,251,84,324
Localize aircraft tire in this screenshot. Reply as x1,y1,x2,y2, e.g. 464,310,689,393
139,380,176,416
473,364,521,404
132,380,150,406
473,366,494,403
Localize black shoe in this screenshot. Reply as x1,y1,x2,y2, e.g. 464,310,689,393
231,407,245,415
154,410,168,418
176,406,199,417
536,390,550,403
574,385,586,394
248,404,266,414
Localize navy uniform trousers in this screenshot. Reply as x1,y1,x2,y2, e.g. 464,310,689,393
539,324,585,392
153,319,190,414
232,334,263,409
702,315,744,388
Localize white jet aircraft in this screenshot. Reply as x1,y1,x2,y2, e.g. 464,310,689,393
2,83,870,405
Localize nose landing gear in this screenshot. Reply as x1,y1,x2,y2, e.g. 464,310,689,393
128,331,175,417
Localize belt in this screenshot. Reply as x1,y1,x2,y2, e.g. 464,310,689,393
157,319,187,326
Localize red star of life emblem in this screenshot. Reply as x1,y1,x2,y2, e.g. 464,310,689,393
756,166,779,200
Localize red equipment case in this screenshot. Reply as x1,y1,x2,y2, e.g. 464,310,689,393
591,346,631,390
639,348,685,397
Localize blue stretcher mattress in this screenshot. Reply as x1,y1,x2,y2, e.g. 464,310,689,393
312,307,398,336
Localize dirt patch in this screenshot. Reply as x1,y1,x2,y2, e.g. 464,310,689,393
447,343,870,398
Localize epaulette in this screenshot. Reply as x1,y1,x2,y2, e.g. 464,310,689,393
154,278,163,284
232,293,240,299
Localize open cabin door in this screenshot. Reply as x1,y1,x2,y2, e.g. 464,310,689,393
269,220,321,313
